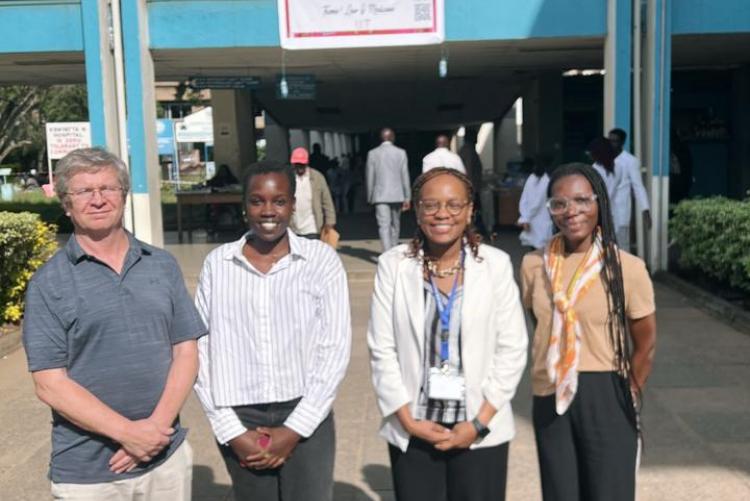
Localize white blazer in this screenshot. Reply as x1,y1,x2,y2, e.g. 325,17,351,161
367,243,528,452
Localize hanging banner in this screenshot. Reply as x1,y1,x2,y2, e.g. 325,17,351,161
278,0,444,50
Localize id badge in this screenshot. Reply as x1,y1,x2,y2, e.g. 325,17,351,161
428,366,465,401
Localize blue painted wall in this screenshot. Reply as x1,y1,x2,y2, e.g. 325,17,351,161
672,0,750,34
2,0,749,54
146,0,607,49
147,0,280,49
446,0,606,40
0,1,83,53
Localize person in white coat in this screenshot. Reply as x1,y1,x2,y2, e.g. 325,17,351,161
517,158,554,249
422,134,466,174
609,128,652,250
367,167,528,501
589,137,628,247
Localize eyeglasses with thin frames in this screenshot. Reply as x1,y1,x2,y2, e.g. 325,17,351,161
417,199,470,216
65,186,124,202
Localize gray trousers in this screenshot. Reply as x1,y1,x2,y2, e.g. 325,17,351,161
219,399,335,501
375,203,402,251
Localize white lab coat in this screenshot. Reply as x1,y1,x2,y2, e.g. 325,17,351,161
593,154,650,228
517,173,553,249
422,147,466,174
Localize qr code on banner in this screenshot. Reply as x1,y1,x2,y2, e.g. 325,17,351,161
414,3,432,22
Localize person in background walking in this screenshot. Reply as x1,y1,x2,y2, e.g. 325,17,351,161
288,147,337,239
423,134,466,174
520,163,657,501
517,155,554,250
368,167,527,501
458,127,488,237
608,128,652,251
366,128,411,251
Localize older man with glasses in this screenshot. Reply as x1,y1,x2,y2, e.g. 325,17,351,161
22,147,206,501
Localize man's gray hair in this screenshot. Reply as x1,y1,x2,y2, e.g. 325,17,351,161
54,147,130,200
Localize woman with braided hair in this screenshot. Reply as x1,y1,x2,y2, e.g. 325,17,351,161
368,167,528,500
520,163,657,501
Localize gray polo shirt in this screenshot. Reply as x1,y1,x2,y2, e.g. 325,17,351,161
22,233,207,484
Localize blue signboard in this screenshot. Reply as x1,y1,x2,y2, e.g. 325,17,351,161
156,119,175,156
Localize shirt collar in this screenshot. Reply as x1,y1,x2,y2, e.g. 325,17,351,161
65,231,150,264
223,228,309,263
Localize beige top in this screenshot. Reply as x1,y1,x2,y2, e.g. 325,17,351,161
520,249,655,396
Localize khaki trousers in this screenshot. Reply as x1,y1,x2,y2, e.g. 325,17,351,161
50,440,193,501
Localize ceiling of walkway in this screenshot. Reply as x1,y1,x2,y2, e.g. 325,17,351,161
153,37,604,131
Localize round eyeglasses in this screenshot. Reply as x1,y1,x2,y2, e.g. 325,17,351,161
417,200,469,216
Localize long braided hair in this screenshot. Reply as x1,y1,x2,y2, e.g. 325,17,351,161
547,163,640,429
407,168,482,265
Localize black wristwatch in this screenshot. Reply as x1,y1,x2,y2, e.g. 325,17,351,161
471,417,490,439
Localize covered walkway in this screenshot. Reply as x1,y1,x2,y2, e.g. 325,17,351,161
1,231,749,500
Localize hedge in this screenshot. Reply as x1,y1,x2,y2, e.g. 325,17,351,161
671,197,750,293
0,212,57,323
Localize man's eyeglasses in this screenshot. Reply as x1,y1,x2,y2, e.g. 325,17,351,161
546,194,598,215
418,200,469,216
66,186,124,201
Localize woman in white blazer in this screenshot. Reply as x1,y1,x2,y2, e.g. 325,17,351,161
367,167,528,501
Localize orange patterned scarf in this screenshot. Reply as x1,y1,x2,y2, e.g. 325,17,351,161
543,231,604,414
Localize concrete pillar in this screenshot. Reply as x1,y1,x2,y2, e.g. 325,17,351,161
81,0,121,152
522,73,563,164
730,66,750,197
323,132,335,158
289,129,310,150
642,0,671,271
604,0,633,146
264,114,290,162
494,100,523,176
211,89,256,178
121,0,163,246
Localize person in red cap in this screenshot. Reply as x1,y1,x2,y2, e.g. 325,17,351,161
289,147,337,238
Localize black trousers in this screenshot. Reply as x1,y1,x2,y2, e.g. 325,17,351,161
533,372,638,501
218,399,335,501
388,437,509,501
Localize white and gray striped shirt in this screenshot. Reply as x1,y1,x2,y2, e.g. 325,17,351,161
193,230,352,443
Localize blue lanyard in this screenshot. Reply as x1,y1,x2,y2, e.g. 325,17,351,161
429,253,463,364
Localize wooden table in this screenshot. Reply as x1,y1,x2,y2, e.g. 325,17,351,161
175,190,243,243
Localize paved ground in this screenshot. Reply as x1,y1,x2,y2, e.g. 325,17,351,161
1,230,749,500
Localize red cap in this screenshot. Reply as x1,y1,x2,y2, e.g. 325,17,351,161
290,147,309,164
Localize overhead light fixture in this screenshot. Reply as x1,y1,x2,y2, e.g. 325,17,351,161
279,77,289,98
562,69,606,77
279,49,289,98
438,46,448,78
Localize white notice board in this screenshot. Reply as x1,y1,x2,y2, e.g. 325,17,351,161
278,0,444,50
45,122,92,182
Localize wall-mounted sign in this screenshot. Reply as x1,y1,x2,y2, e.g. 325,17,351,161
189,76,261,90
276,74,316,100
278,0,444,50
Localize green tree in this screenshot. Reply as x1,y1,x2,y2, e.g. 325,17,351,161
0,84,88,169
